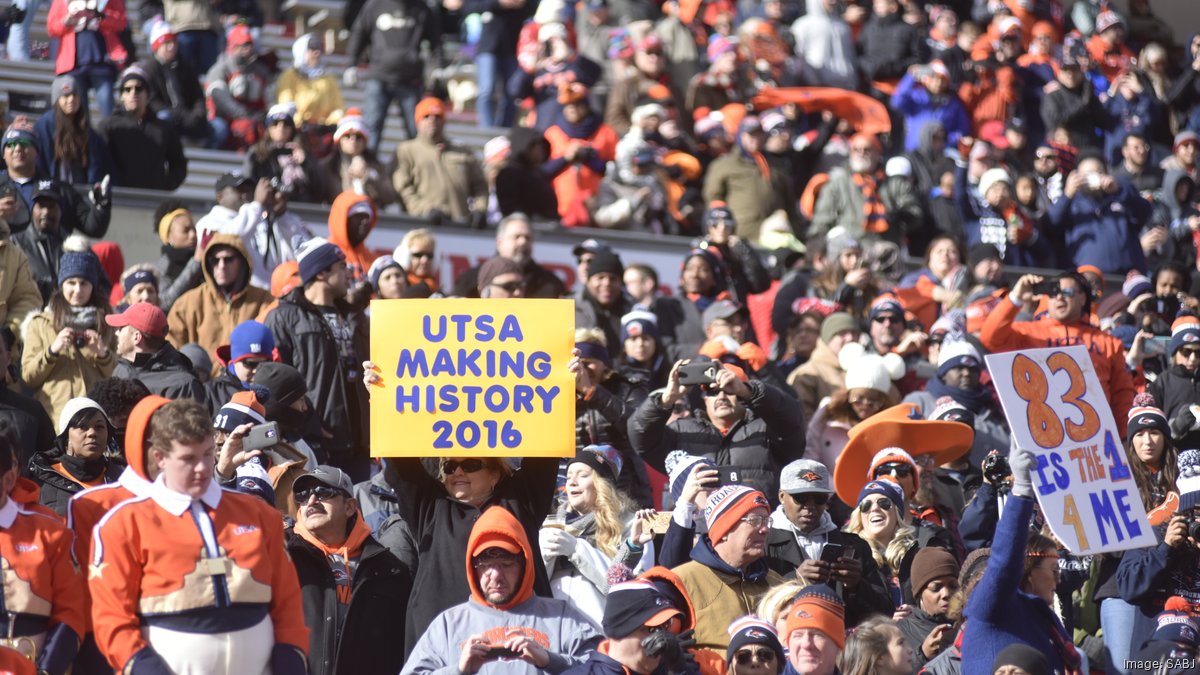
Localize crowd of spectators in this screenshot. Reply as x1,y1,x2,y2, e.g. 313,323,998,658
0,0,1199,675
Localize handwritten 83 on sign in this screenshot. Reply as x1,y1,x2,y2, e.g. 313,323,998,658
986,345,1155,556
368,299,577,458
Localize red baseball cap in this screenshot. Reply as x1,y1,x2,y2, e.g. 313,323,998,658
105,302,168,338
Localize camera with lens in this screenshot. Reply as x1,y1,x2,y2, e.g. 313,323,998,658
1184,510,1200,542
1032,280,1059,297
67,306,97,348
573,146,596,163
982,451,1012,488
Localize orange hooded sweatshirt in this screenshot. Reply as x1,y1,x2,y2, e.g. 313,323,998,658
294,510,372,604
980,294,1134,438
66,395,169,630
327,192,379,287
466,506,536,611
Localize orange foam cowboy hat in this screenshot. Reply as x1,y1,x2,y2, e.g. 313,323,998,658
833,403,974,505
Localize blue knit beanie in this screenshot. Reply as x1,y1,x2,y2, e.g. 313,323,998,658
59,251,99,288
296,237,345,285
665,450,715,503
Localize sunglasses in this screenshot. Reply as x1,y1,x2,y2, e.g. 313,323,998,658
789,492,830,506
702,386,730,398
295,485,348,502
490,280,524,293
1044,286,1077,299
239,358,266,371
410,251,434,259
3,139,31,149
875,462,914,478
1035,152,1055,160
121,85,145,93
1180,348,1200,359
212,255,239,266
872,315,903,325
860,497,894,513
442,459,486,474
735,648,777,665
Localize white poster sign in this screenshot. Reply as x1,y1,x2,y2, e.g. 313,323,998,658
985,345,1155,555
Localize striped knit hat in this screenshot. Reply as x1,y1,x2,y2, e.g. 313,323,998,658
1170,313,1200,357
704,485,769,543
665,451,715,503
1127,392,1169,440
785,584,846,649
214,387,269,432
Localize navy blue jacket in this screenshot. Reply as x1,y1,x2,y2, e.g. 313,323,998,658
1045,178,1152,273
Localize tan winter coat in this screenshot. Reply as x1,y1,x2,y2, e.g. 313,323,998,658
22,310,115,422
787,339,845,424
0,220,43,335
391,136,487,220
167,233,273,368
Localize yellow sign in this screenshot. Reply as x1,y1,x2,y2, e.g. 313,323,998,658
369,299,576,457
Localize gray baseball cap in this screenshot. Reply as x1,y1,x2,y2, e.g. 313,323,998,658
292,465,353,495
779,459,832,494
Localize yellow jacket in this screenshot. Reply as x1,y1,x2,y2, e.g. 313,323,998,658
275,70,344,126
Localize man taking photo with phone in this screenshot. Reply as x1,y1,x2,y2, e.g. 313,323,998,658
629,358,805,499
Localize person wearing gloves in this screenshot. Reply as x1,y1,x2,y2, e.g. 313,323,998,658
673,485,783,653
560,576,695,675
1117,448,1200,657
961,448,1085,674
782,584,845,675
402,506,600,674
89,399,310,675
540,446,653,628
765,459,894,626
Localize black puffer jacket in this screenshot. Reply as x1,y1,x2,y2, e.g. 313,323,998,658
265,289,370,475
1148,364,1200,449
857,11,929,82
387,455,558,653
495,127,559,220
112,344,206,403
575,369,651,506
627,379,805,499
28,448,123,517
286,526,412,675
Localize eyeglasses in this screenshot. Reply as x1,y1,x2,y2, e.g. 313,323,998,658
295,485,348,502
739,514,768,529
472,557,520,573
872,315,903,325
875,462,914,478
490,280,524,293
734,648,777,665
860,497,894,513
212,255,239,266
442,458,486,474
410,251,433,259
121,85,145,93
1044,286,1077,299
789,492,830,506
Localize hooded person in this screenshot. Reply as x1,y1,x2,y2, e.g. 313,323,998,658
789,0,857,90
275,33,345,128
495,126,559,221
65,395,169,671
29,397,124,516
166,233,274,369
204,24,272,149
543,82,619,228
327,191,378,288
401,506,601,674
212,388,311,516
252,361,322,470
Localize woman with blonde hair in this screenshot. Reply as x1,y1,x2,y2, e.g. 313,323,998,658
394,228,439,294
836,616,914,675
755,580,808,637
844,480,918,613
540,444,653,627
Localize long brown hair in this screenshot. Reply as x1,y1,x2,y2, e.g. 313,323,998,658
48,287,110,339
1127,430,1178,510
837,616,901,675
53,103,90,170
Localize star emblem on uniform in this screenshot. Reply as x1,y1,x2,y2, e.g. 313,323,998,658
89,562,107,580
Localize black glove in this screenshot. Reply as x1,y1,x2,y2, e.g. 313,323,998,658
642,628,696,674
426,208,447,226
1170,405,1200,441
467,210,488,230
0,3,26,26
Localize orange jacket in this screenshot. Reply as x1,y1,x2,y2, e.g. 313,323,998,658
1086,34,1135,82
544,123,618,228
88,482,308,671
980,296,1135,437
0,499,87,652
11,478,61,522
0,645,35,675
